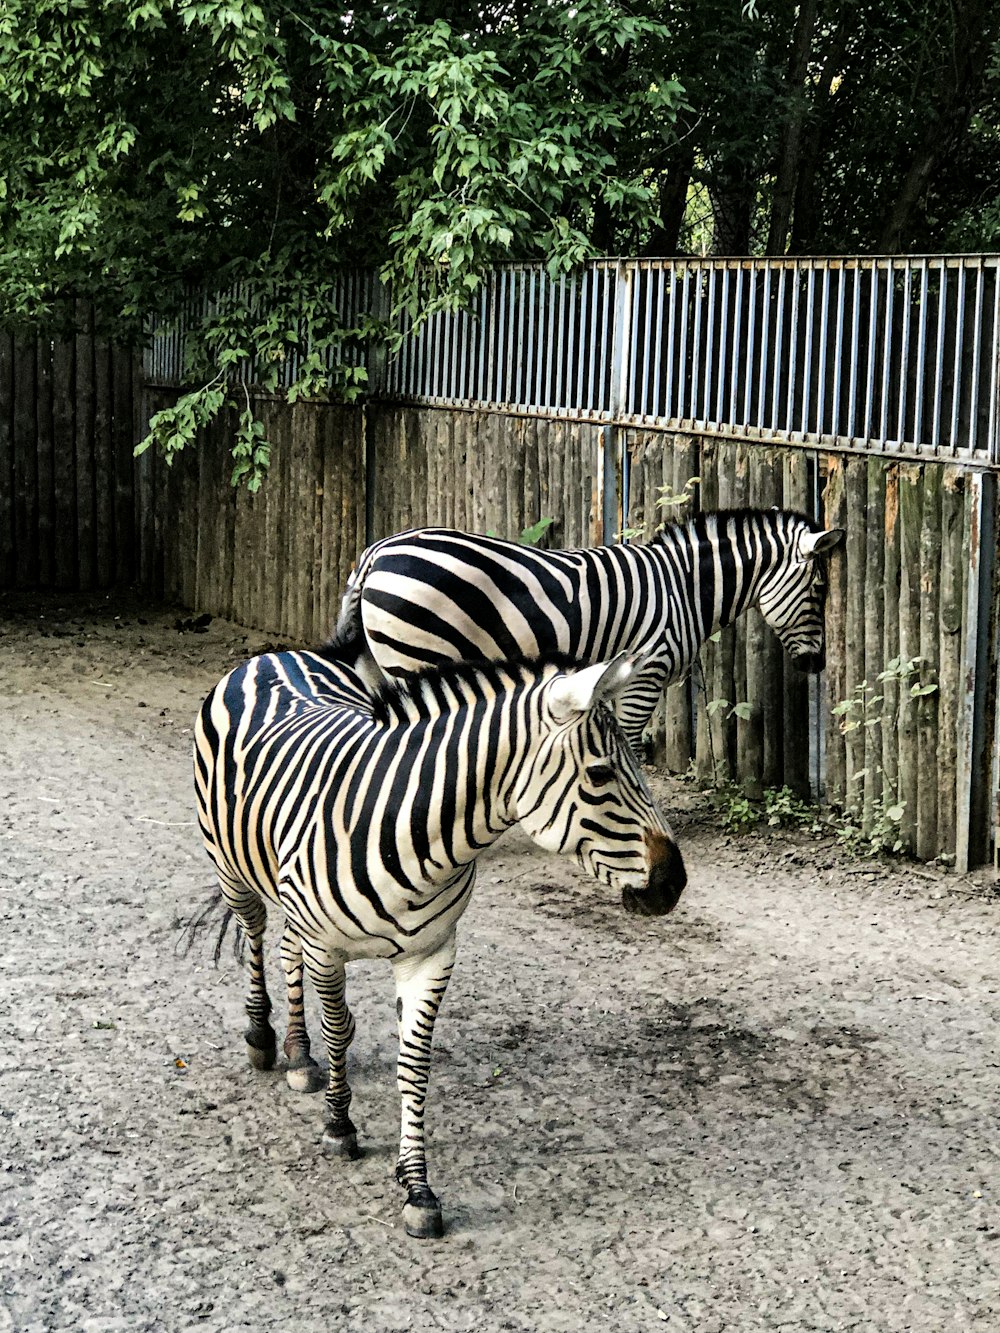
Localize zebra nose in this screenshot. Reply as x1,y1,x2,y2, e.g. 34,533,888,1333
622,830,687,917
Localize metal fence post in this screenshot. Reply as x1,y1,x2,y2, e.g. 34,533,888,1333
603,261,634,542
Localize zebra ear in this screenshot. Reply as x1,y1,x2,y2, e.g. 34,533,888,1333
799,527,844,560
547,654,635,722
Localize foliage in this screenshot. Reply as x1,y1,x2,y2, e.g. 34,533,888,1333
712,783,823,836
619,475,700,542
0,0,682,478
830,655,939,857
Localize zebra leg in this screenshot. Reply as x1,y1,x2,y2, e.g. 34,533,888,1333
279,924,324,1094
391,933,457,1240
304,954,360,1159
219,881,276,1071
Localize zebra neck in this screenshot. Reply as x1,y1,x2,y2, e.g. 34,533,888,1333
657,514,770,641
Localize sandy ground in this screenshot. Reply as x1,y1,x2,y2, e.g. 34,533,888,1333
1,590,999,1333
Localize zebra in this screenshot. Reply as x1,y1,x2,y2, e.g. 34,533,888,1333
194,644,686,1239
333,509,844,753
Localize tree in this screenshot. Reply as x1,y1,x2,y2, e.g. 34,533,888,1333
0,0,682,482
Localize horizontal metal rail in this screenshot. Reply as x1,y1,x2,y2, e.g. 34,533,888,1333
145,255,1000,465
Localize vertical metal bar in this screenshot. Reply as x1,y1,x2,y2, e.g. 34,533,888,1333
716,265,730,424
689,263,703,423
742,260,757,426
757,262,772,428
831,264,846,437
678,264,691,420
640,264,654,418
652,264,665,420
729,265,744,424
846,263,861,439
703,265,717,425
987,264,1000,464
587,266,599,412
895,261,912,447
785,263,800,434
543,267,556,408
600,265,613,414
815,261,830,437
914,258,929,447
770,266,786,431
969,259,984,457
801,265,816,435
665,263,678,419
950,262,967,455
555,272,568,411
861,261,878,441
932,261,947,451
575,268,588,412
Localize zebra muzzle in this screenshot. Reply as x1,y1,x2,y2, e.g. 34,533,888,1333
622,831,687,917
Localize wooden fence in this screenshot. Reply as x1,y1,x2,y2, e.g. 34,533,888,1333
0,318,137,590
1,335,997,868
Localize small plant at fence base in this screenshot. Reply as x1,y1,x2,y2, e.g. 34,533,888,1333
619,476,700,542
830,655,939,857
712,785,825,836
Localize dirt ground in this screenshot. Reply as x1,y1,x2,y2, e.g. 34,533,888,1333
1,591,999,1333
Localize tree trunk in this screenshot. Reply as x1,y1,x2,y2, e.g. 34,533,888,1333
766,0,819,256
643,147,695,256
788,19,851,253
877,0,997,252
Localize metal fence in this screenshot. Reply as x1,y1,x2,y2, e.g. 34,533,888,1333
145,255,1000,466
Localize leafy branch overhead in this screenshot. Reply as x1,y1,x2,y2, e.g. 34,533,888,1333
0,0,682,480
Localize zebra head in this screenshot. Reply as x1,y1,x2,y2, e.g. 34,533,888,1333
755,518,844,673
511,656,687,917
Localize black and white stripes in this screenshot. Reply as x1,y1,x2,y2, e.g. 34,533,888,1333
194,645,685,1237
335,510,844,752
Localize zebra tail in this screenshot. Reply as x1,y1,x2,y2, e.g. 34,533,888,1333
176,890,246,966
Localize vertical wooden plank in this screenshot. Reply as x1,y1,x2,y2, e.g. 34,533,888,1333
881,465,901,818
662,433,698,774
897,463,924,852
782,449,812,796
0,333,14,585
843,458,868,818
93,328,114,587
112,345,136,585
916,464,942,859
547,417,566,546
862,458,886,829
740,450,769,797
35,334,55,587
75,301,96,589
13,334,38,587
936,469,966,859
822,456,848,806
695,439,720,782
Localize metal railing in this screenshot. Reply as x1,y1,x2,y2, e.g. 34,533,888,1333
146,255,1000,465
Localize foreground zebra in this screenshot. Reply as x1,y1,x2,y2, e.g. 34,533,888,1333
335,509,844,751
194,645,686,1238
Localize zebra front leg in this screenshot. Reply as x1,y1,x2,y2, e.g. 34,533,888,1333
279,924,324,1094
392,933,457,1239
218,882,277,1071
304,953,359,1158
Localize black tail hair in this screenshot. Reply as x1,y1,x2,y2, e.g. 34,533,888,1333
176,890,246,966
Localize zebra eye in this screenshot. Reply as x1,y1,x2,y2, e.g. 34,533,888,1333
586,761,616,786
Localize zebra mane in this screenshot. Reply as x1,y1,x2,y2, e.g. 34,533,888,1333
653,507,821,545
366,653,583,725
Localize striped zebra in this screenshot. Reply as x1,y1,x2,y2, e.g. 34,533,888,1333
194,644,686,1238
334,509,844,752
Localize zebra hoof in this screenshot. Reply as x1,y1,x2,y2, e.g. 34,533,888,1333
402,1199,444,1239
286,1060,325,1094
322,1128,360,1160
245,1029,277,1071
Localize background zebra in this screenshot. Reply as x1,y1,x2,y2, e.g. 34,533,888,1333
194,645,686,1239
334,509,844,753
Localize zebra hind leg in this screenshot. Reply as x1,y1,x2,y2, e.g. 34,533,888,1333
279,923,324,1094
392,934,457,1240
218,881,277,1071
